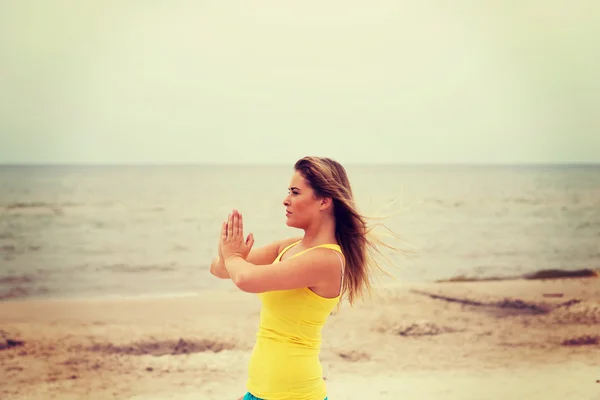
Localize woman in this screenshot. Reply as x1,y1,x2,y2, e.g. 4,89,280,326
211,156,402,400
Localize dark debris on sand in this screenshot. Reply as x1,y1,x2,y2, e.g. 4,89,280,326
410,290,552,315
561,335,600,346
81,338,236,356
377,321,464,337
0,330,24,350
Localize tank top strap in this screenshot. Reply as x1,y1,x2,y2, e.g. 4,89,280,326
274,241,345,262
274,240,302,262
311,244,345,298
313,243,342,252
326,246,345,297
291,243,343,259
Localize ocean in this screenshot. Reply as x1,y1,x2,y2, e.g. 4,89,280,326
1,164,599,301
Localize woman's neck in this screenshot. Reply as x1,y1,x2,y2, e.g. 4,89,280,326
301,214,337,247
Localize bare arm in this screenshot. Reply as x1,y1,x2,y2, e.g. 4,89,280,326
224,248,341,293
210,237,301,279
209,255,229,279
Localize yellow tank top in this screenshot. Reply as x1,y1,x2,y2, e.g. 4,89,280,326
246,240,344,400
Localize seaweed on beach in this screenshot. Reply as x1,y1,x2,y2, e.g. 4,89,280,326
524,269,599,280
83,337,236,356
437,268,599,283
410,290,551,315
561,335,599,346
337,350,371,361
0,330,24,350
375,320,464,337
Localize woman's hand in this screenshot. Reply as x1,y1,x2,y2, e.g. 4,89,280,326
209,225,228,279
220,209,254,261
218,226,226,266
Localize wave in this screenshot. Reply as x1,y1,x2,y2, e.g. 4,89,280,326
0,286,50,301
3,202,64,215
421,198,466,208
2,201,121,215
3,201,84,212
576,221,600,230
509,197,544,205
0,245,17,254
100,263,177,273
0,275,35,285
420,196,593,208
4,201,81,209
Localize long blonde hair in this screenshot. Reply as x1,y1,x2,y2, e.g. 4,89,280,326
294,156,409,306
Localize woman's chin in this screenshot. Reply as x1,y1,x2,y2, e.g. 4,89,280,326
285,216,297,228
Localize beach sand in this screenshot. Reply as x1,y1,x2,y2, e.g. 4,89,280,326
1,277,599,399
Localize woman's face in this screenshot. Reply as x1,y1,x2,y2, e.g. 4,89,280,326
282,170,323,229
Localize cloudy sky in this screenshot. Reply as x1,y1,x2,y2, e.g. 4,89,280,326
1,1,599,164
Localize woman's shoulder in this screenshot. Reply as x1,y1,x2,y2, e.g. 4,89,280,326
275,236,303,254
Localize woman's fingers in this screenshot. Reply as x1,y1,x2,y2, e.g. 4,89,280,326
232,210,239,238
225,209,247,243
246,232,254,249
238,212,243,238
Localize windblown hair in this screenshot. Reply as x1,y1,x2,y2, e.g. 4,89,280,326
294,156,409,306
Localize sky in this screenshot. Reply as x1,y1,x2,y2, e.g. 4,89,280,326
1,1,599,165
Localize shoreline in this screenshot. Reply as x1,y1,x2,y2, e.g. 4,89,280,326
1,277,599,399
2,267,597,303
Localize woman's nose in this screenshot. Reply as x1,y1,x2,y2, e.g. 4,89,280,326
283,196,290,206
